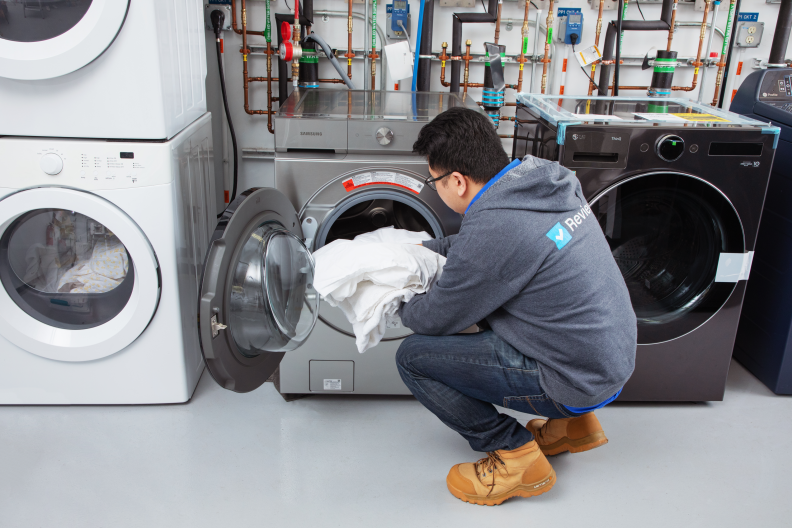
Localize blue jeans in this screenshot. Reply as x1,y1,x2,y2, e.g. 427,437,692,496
396,331,579,453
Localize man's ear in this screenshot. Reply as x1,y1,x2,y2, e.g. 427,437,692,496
451,172,467,197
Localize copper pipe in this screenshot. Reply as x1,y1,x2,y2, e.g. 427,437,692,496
494,2,502,45
345,0,355,79
231,0,265,36
588,0,606,95
241,0,274,119
670,0,711,93
440,42,451,87
516,0,530,92
477,102,516,106
666,0,679,51
266,41,274,133
498,134,514,138
541,0,554,94
501,116,516,121
712,0,736,106
463,40,472,94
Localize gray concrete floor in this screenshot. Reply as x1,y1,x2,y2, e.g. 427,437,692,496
1,360,790,527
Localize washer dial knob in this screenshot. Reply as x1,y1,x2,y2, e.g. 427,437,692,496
656,135,685,162
39,153,64,175
376,127,394,146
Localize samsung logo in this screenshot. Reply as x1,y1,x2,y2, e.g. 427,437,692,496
300,132,323,136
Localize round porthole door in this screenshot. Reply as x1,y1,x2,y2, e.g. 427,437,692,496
590,172,745,344
197,188,319,393
0,0,130,80
0,187,160,361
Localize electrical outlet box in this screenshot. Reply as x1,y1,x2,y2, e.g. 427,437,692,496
557,8,583,44
586,0,697,10
735,21,764,48
204,3,232,31
386,13,411,39
439,0,476,7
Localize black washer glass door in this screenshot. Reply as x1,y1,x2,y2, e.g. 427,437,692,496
198,188,319,393
590,173,744,344
0,1,93,43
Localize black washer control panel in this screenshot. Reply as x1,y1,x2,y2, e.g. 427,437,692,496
656,135,685,162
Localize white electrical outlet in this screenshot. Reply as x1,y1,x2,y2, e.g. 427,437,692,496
735,21,764,48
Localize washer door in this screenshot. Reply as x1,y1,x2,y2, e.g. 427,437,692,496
0,188,160,361
198,188,319,393
590,172,745,345
0,0,130,81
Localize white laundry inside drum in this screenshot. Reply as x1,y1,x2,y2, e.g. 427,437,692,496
1,208,133,329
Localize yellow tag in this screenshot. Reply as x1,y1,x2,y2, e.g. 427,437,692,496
441,61,446,68
519,64,524,71
694,67,699,75
670,113,730,122
243,55,248,62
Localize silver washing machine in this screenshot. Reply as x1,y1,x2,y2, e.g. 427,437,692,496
272,90,479,396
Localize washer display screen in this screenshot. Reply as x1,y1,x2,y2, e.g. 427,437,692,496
0,0,93,43
0,208,134,329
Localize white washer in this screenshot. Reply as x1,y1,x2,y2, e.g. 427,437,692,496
0,0,206,140
0,113,216,404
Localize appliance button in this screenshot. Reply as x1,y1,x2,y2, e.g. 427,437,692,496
689,144,699,153
640,143,649,152
39,153,64,175
656,135,685,162
376,127,394,146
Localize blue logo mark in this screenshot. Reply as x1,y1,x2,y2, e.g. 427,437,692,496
546,222,572,250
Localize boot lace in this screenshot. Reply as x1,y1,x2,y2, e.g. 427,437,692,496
474,451,509,496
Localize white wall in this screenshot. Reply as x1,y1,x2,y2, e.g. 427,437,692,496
206,0,792,207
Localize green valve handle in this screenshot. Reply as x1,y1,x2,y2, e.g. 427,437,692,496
522,37,529,55
264,0,271,42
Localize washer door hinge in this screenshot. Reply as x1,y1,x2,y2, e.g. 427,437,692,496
211,315,228,337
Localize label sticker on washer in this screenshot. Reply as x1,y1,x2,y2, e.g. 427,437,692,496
670,113,730,123
323,379,342,391
342,172,425,194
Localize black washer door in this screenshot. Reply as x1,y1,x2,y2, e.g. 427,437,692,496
590,173,744,344
198,188,319,393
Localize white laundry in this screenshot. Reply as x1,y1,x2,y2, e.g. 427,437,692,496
313,227,445,353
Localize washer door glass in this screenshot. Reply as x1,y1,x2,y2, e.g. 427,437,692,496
0,1,93,43
230,223,318,357
0,208,133,329
590,173,744,344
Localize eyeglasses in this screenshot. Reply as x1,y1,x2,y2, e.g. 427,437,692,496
424,171,453,191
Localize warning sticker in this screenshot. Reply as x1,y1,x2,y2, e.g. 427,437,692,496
670,113,730,123
342,172,425,194
323,379,342,391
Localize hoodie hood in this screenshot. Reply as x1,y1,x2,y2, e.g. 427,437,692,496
467,155,586,215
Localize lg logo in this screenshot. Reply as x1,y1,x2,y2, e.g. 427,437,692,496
572,134,586,141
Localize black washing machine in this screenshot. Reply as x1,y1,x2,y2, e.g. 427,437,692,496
513,94,778,401
731,69,792,394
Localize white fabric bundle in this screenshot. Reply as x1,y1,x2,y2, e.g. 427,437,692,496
312,227,446,353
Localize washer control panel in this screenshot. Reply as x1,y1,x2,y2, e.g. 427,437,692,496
0,140,170,190
656,135,685,162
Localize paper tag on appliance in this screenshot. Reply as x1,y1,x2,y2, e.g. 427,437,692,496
572,113,622,120
574,45,602,67
384,41,414,81
323,379,342,391
342,172,425,194
633,113,686,122
670,113,730,123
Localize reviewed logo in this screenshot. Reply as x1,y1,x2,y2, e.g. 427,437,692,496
546,222,572,250
300,131,323,136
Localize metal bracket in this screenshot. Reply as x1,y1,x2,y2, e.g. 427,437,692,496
211,315,227,337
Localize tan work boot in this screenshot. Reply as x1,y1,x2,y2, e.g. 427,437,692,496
526,413,608,456
446,440,556,506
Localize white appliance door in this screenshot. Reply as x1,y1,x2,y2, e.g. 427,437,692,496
0,187,160,361
0,0,130,80
198,188,319,393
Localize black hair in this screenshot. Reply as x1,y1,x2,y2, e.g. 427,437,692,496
412,107,510,185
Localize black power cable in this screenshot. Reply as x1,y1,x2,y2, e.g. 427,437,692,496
211,10,239,218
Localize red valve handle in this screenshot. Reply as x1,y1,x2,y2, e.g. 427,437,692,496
281,21,292,42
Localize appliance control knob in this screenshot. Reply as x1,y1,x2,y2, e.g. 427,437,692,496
376,127,394,146
656,135,685,162
39,153,63,175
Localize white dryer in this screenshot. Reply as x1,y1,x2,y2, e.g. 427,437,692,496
0,0,206,140
0,113,216,404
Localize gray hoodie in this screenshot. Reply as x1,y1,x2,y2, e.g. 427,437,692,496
400,156,637,407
